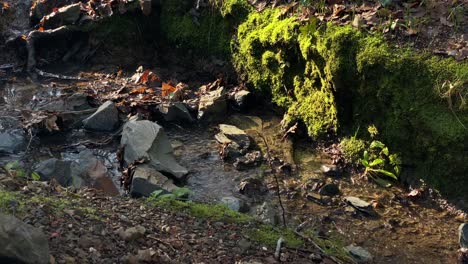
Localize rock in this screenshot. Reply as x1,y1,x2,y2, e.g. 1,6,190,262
220,196,248,212
254,202,278,225
234,151,263,171
42,3,81,29
459,223,468,249
83,101,119,132
38,93,91,112
0,117,26,154
344,196,376,216
198,86,227,121
215,124,251,158
117,225,146,242
35,158,84,188
319,183,340,197
237,238,251,253
158,102,194,123
320,164,341,177
30,0,68,23
239,177,268,197
344,245,373,263
120,120,188,179
0,213,49,264
35,150,119,195
232,90,252,111
130,164,179,197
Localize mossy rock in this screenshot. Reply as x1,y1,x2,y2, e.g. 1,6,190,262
340,137,366,164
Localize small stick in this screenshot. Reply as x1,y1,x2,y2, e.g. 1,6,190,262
275,237,284,260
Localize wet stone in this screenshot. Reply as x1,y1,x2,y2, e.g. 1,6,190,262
320,164,341,177
0,117,26,154
344,245,373,263
120,120,188,179
82,101,119,132
130,164,179,198
318,183,340,197
197,86,227,121
158,102,194,123
344,196,377,216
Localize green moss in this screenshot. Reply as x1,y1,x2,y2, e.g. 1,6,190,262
159,0,251,56
340,137,367,163
248,225,304,248
0,191,20,213
147,199,252,223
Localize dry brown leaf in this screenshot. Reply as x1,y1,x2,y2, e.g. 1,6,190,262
162,82,177,97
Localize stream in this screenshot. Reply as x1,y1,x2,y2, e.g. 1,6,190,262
0,70,463,263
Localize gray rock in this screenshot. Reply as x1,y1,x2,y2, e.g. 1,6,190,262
83,101,119,132
459,223,468,249
344,196,376,216
38,93,91,111
221,196,242,211
254,202,278,225
120,120,188,179
42,3,81,29
344,245,373,263
239,177,268,197
130,164,179,197
215,124,251,158
198,86,227,121
233,90,251,110
34,158,84,188
320,164,341,177
0,213,49,264
0,117,26,154
158,102,194,123
319,183,340,197
234,151,263,171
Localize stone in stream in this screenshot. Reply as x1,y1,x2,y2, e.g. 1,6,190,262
82,101,119,132
459,223,468,249
0,213,50,264
320,164,341,177
233,151,263,171
197,86,227,121
35,158,84,188
215,124,251,158
344,245,373,263
35,150,119,195
130,164,179,198
220,196,249,212
318,183,340,197
344,196,377,216
120,120,188,179
0,117,26,154
158,102,194,123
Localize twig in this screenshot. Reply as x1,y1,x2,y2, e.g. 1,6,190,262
254,129,287,227
275,237,284,260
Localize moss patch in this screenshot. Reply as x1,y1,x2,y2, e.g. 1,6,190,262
147,198,252,223
340,137,366,163
247,224,304,248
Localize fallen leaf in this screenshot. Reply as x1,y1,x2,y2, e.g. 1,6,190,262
162,82,177,97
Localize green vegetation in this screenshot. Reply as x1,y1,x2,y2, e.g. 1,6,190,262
149,187,192,200
146,198,252,223
340,137,366,164
248,224,303,248
0,191,21,213
361,140,401,181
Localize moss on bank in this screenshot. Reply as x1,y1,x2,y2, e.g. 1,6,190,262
230,7,467,198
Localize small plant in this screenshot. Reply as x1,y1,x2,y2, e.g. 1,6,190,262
3,161,40,181
361,140,401,181
149,187,192,201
